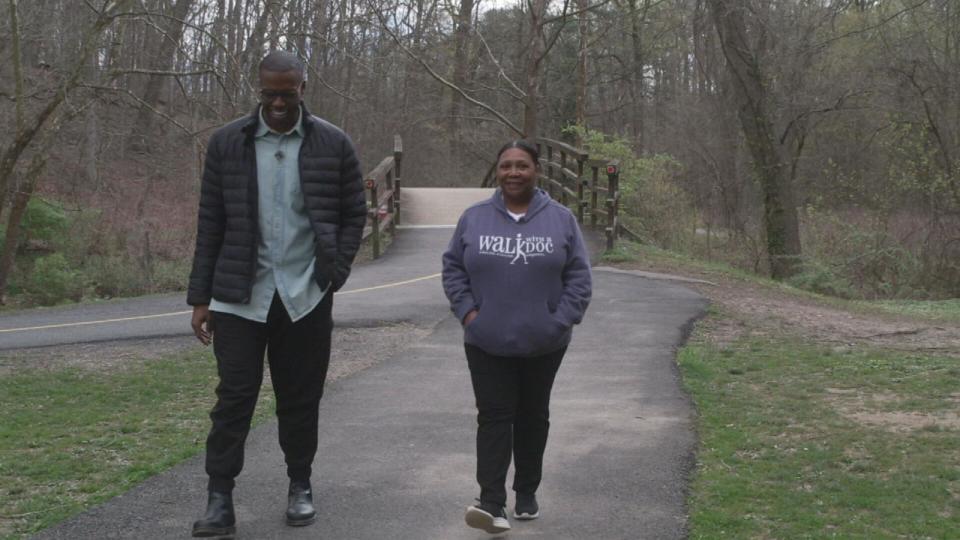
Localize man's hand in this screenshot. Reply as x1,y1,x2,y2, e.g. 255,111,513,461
191,304,213,345
463,310,478,326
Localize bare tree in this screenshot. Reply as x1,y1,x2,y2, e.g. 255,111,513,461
0,0,135,219
129,0,196,150
707,0,801,279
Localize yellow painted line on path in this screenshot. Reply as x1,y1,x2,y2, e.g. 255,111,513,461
336,272,440,295
0,310,194,334
0,273,442,334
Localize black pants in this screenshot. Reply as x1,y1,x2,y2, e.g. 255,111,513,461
466,343,566,507
205,292,333,493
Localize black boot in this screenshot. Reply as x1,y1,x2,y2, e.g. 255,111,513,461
192,491,236,538
286,479,317,526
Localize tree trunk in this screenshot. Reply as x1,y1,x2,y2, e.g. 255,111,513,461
449,0,475,158
626,0,648,152
0,0,133,217
240,1,275,89
523,0,549,138
337,0,358,130
3,0,25,226
130,0,194,151
707,0,801,279
574,0,588,138
0,145,46,303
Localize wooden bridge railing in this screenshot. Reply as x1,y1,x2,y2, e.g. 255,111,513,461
482,137,622,250
362,135,402,259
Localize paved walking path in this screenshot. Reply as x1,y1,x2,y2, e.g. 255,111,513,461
31,189,707,539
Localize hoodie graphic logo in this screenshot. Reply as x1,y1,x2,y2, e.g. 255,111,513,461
479,234,554,264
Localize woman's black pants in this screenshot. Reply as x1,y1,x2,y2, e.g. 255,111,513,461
204,292,333,493
465,343,566,507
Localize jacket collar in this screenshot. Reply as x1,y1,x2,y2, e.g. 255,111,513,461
242,102,316,141
255,106,304,138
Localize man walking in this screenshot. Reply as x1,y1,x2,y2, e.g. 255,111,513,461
186,50,366,537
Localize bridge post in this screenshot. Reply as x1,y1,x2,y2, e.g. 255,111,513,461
559,151,568,208
393,135,402,226
576,157,586,224
605,162,620,250
386,170,396,236
545,144,554,198
590,165,599,228
367,177,380,259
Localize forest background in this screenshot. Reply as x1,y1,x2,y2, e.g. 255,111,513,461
0,0,957,307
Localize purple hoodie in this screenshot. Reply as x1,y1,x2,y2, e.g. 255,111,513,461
442,188,592,357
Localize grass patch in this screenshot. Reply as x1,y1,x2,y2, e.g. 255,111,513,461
613,239,960,323
865,299,960,324
0,349,276,539
600,245,639,263
679,331,960,538
611,240,773,283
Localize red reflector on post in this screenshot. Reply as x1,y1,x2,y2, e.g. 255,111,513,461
365,179,375,189
606,165,618,175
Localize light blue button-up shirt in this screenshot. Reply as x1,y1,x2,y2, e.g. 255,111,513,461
210,108,327,322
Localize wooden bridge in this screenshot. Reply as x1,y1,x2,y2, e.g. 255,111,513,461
361,136,624,257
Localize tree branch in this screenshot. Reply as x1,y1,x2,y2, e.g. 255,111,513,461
79,83,215,143
542,0,611,25
109,68,217,77
778,90,865,145
372,6,523,135
474,27,527,98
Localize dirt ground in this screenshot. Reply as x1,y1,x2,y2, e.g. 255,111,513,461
611,259,960,357
612,258,960,433
0,323,430,380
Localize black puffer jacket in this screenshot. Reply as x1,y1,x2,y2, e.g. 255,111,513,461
187,104,366,306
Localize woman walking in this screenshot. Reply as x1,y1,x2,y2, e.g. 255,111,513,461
442,140,592,534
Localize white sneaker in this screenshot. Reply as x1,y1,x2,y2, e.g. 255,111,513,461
465,503,511,534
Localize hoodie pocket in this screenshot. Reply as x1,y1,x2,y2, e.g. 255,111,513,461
545,300,569,336
464,307,490,344
465,300,569,355
518,301,569,353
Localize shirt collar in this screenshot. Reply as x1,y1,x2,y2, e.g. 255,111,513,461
256,105,304,138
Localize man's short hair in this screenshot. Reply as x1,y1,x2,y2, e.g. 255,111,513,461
259,50,305,79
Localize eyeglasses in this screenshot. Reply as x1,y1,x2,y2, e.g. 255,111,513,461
259,90,300,103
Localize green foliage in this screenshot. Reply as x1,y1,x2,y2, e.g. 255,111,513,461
600,245,638,263
564,126,697,250
50,207,109,262
150,259,192,292
25,253,84,305
786,260,856,299
22,198,69,244
800,205,928,299
0,198,69,254
82,254,147,297
3,202,193,306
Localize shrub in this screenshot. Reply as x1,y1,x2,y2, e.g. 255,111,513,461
151,259,191,292
0,197,69,254
800,206,929,299
22,198,69,245
601,245,638,263
563,126,696,250
786,260,856,299
82,254,148,297
26,253,84,305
